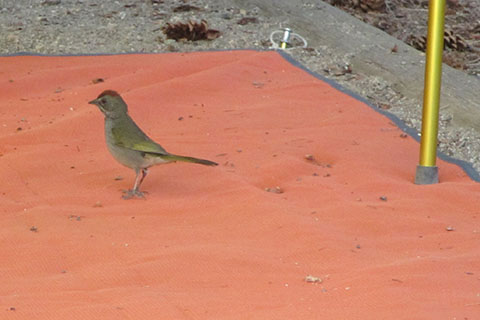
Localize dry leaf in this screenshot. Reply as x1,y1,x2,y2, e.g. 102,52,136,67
237,17,258,25
173,5,200,12
265,186,284,194
163,20,220,41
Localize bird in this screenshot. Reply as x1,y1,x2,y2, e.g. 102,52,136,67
88,90,217,199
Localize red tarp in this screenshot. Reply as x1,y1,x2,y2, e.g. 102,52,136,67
1,51,479,319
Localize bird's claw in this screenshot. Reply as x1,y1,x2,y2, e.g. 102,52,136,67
122,189,147,200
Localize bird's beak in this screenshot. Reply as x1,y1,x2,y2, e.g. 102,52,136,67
89,98,107,115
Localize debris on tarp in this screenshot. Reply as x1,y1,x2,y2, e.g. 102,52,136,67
304,275,322,283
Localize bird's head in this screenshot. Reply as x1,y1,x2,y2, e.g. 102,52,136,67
89,90,128,118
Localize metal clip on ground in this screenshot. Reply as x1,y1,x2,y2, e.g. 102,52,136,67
270,28,308,50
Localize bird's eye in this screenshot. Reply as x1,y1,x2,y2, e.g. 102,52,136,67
100,98,106,105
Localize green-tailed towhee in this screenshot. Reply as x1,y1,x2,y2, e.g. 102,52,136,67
89,90,217,199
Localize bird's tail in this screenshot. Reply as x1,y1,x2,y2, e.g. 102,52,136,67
162,154,218,166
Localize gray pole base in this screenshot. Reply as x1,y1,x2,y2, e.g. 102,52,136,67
414,165,439,184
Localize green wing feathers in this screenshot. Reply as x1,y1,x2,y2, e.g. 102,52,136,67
111,120,168,154
161,154,218,166
111,115,217,166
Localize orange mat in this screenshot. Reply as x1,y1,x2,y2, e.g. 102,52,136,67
1,50,479,319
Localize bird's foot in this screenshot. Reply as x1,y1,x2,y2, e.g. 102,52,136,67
122,189,147,200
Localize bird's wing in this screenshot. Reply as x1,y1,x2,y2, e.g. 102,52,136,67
111,118,168,155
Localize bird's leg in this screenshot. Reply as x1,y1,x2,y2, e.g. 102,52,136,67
122,168,148,199
137,168,148,190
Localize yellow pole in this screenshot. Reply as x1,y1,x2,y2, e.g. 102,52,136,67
415,0,446,184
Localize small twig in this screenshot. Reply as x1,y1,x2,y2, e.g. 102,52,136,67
464,303,480,307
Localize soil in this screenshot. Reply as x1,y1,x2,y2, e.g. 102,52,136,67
326,0,480,76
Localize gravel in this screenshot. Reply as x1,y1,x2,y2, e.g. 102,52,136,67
1,0,479,176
